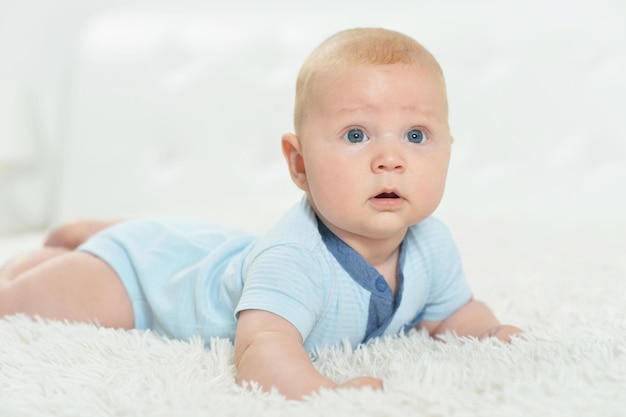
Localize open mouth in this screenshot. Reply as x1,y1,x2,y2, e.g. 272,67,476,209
375,192,399,199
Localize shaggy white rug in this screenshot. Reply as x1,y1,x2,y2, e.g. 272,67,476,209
1,216,625,416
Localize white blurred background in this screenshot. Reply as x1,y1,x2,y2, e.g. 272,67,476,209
1,0,625,236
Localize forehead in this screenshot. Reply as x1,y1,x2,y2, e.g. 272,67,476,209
311,63,448,118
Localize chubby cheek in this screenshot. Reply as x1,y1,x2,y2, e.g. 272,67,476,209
420,162,449,209
407,153,449,208
424,182,446,213
305,163,358,214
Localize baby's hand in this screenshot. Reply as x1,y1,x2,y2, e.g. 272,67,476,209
337,376,384,392
481,324,523,342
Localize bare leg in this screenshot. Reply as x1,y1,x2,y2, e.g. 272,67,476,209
0,247,69,284
0,251,134,329
1,218,120,284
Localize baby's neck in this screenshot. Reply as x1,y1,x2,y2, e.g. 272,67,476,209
314,214,405,294
345,234,404,295
346,230,404,265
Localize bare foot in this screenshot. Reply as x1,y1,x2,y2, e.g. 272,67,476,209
44,219,121,249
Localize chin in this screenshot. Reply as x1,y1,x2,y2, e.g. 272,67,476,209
361,221,411,240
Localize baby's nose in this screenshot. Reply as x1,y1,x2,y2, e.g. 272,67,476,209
372,146,406,173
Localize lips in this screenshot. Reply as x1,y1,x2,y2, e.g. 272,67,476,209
375,192,399,199
369,190,404,210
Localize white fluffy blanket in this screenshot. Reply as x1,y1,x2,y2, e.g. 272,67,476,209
1,217,625,416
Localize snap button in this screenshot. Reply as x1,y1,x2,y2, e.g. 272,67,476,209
375,278,388,292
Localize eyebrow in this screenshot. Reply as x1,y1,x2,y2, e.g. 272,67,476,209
333,103,443,122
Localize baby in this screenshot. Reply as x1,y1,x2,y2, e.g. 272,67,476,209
0,28,521,399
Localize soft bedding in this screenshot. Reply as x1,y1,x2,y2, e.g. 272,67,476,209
1,215,624,416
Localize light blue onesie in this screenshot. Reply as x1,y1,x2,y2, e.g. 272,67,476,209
79,197,472,352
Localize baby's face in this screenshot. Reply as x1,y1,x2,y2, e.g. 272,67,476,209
297,63,452,244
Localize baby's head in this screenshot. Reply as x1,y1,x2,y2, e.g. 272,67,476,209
293,28,448,135
283,28,453,246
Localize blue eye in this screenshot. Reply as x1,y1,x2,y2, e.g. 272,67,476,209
406,129,426,144
343,128,369,143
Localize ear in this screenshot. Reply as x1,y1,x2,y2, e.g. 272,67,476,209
281,133,308,191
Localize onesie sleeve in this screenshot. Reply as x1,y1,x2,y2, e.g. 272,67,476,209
420,219,473,322
235,244,325,342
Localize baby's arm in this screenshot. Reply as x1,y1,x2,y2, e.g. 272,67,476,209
235,309,382,400
418,299,522,342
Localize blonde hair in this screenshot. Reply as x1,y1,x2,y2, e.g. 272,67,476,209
293,28,445,134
